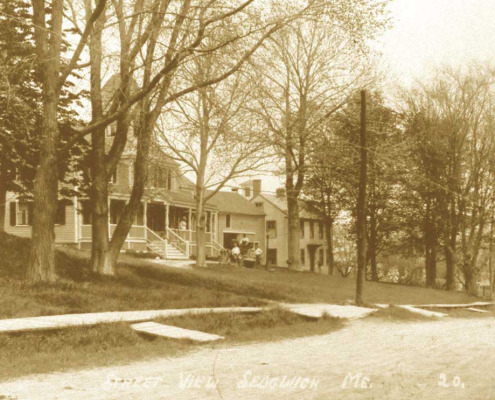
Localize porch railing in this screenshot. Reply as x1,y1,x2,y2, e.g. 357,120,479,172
166,227,189,257
211,239,226,256
146,227,166,255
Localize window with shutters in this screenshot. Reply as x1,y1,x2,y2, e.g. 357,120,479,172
80,200,91,224
266,220,276,238
54,201,66,225
17,202,31,226
300,220,305,238
310,221,315,239
226,214,231,228
300,248,305,265
9,202,16,226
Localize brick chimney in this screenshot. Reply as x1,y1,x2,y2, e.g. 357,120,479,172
276,187,286,198
253,179,262,198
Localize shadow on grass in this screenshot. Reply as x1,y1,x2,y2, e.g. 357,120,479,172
0,309,343,381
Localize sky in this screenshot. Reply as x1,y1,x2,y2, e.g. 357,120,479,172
379,0,495,87
244,0,495,194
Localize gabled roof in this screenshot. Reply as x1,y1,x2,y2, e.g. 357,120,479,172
253,193,323,220
207,191,266,216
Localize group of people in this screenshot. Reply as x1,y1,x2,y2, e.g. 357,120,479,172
231,234,263,266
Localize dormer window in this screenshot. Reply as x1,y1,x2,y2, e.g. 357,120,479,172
106,125,117,137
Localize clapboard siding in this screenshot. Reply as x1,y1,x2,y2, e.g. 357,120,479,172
4,193,77,243
251,196,288,267
217,213,265,261
251,194,327,270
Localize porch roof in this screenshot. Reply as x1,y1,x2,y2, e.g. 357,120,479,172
145,188,217,211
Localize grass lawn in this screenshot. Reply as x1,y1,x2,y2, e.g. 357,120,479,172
0,232,486,381
0,309,343,380
0,232,480,319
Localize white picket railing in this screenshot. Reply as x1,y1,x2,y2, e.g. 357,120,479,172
211,239,226,256
166,227,189,256
146,227,166,255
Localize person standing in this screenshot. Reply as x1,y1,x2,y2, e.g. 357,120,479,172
254,244,263,266
179,217,187,230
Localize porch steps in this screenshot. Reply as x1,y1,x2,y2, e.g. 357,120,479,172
147,240,189,260
166,243,189,260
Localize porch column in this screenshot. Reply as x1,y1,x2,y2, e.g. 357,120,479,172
212,213,217,241
143,201,148,240
188,207,192,241
107,197,111,239
165,204,169,230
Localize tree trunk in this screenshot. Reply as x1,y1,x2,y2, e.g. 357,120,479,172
463,257,478,296
424,208,437,288
445,226,456,291
86,0,109,274
326,217,334,275
195,189,207,268
104,117,152,271
28,96,59,282
368,209,378,281
444,243,456,291
0,165,7,232
355,90,367,305
90,172,110,274
489,218,494,300
286,192,301,270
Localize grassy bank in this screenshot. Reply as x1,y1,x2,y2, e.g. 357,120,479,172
0,232,480,319
0,309,343,380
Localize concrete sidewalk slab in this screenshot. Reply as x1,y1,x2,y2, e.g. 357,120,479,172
131,322,224,342
398,305,447,318
0,307,263,334
417,301,494,309
466,307,490,313
282,303,377,320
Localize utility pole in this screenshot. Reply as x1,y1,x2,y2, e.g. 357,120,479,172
489,217,494,300
355,90,367,306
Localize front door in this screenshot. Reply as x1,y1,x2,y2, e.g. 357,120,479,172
223,232,238,249
308,245,319,272
147,203,165,232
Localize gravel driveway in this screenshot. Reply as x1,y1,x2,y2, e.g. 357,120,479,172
1,317,494,400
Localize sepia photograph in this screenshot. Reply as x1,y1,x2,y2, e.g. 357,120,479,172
0,0,494,398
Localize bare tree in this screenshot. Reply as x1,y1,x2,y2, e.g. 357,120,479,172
251,3,386,269
159,54,270,267
26,0,318,280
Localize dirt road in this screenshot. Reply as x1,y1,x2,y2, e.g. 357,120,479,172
1,317,494,400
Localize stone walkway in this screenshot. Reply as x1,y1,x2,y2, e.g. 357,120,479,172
397,305,447,318
0,303,383,334
0,307,263,334
4,300,487,335
281,303,377,319
130,322,225,342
